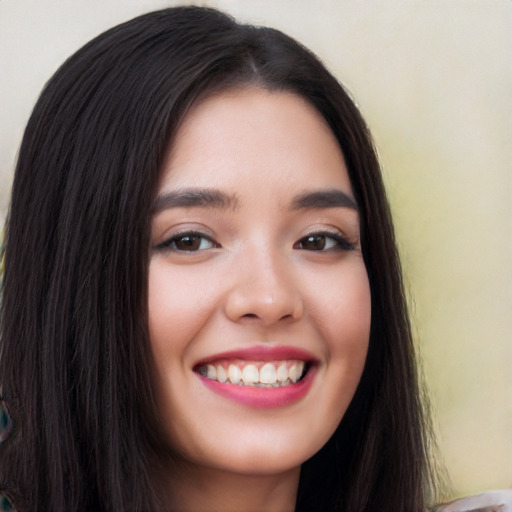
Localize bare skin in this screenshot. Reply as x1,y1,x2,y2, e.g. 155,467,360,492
160,464,299,512
148,87,370,511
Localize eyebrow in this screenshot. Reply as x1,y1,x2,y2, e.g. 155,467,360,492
290,189,358,211
151,187,358,214
151,188,239,213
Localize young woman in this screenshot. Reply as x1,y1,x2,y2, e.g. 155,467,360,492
0,6,435,511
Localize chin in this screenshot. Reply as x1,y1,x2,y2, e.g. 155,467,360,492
169,411,343,478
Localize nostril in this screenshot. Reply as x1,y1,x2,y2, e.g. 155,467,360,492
242,313,258,319
241,313,294,321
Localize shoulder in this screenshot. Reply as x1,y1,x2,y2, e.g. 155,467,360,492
435,490,512,512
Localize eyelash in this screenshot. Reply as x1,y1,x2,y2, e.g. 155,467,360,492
154,230,219,252
293,231,356,252
154,230,355,253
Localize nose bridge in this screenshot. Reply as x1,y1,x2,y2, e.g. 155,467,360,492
225,242,303,325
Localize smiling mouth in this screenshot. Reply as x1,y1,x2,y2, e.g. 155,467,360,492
196,360,309,388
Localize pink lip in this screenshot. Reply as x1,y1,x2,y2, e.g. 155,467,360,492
194,345,318,366
194,345,318,409
197,367,316,409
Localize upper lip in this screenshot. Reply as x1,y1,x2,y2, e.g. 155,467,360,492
193,345,319,367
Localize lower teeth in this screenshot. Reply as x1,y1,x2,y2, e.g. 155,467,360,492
222,379,293,388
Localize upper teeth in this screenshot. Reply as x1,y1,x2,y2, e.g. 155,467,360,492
199,361,306,387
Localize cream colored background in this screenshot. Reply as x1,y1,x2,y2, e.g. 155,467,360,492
1,0,510,501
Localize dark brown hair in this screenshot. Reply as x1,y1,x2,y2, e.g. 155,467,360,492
0,7,435,511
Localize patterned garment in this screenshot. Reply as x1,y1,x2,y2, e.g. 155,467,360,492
436,490,512,512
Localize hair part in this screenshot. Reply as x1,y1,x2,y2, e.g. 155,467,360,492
1,7,437,511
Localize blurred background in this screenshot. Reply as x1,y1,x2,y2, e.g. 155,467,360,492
1,0,510,501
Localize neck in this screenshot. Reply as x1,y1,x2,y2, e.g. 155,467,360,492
158,461,300,512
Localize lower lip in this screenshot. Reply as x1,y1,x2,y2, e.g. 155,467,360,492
197,367,316,409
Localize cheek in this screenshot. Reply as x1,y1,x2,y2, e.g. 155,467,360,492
147,259,218,361
147,259,215,441
328,268,371,374
306,262,371,420
307,260,371,353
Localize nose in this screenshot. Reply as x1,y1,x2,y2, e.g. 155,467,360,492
224,248,304,326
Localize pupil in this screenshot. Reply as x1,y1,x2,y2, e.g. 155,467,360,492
177,235,200,251
304,235,325,250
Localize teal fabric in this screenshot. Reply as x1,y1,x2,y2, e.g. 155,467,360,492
0,400,13,443
0,492,15,512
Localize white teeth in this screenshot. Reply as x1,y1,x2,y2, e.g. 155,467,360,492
228,364,241,384
242,364,259,385
276,363,288,383
289,362,305,383
206,364,217,380
199,360,308,387
217,365,227,383
259,363,277,384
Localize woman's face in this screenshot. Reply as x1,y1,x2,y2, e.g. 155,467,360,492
148,87,371,477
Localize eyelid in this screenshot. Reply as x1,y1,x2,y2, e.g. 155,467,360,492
295,229,356,251
153,229,220,252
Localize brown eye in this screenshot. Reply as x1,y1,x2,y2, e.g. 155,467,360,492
294,232,355,252
155,232,217,252
174,235,204,251
300,235,328,251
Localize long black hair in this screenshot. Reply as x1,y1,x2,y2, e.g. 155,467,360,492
0,7,436,511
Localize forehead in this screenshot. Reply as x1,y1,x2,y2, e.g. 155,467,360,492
159,87,353,199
